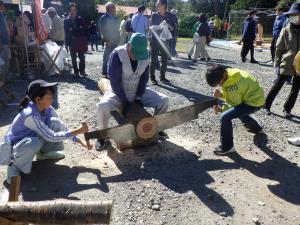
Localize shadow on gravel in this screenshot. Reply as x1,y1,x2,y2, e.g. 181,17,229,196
229,133,300,205
158,83,211,102
271,112,300,124
102,141,238,216
168,59,196,70
21,161,107,201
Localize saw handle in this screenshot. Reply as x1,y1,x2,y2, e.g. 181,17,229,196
81,122,92,150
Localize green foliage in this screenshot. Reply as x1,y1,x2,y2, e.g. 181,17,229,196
178,14,198,37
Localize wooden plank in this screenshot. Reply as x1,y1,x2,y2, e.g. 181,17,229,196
8,176,21,202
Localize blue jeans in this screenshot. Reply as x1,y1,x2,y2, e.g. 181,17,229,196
11,117,65,174
102,43,118,76
220,104,262,151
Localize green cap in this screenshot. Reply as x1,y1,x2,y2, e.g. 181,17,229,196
129,33,148,60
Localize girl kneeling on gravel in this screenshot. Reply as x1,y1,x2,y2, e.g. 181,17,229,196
205,65,265,156
0,80,89,185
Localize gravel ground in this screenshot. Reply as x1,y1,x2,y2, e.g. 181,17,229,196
0,42,299,225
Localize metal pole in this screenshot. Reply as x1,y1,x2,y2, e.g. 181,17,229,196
20,0,30,69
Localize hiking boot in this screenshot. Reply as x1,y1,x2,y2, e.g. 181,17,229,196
36,151,65,161
213,146,235,156
6,164,21,185
283,110,292,119
188,55,192,60
95,139,109,151
288,137,300,146
160,78,170,84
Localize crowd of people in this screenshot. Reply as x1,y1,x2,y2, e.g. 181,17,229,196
0,0,300,188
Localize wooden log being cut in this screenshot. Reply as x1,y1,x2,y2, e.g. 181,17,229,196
0,200,113,225
97,78,159,150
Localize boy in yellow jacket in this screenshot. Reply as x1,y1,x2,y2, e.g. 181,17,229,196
205,65,265,155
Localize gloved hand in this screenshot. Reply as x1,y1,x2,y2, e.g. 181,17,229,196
134,98,144,107
122,101,131,118
274,67,280,75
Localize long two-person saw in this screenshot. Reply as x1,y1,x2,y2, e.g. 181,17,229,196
84,78,217,150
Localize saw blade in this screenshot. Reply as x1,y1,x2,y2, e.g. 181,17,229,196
84,123,137,143
155,99,217,131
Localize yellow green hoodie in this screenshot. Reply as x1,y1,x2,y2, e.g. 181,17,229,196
221,68,265,111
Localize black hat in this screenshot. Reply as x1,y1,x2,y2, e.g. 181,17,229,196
157,0,167,6
249,10,257,16
26,80,57,99
284,2,300,16
138,5,145,12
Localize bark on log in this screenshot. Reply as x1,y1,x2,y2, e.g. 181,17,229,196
0,200,113,225
9,176,21,202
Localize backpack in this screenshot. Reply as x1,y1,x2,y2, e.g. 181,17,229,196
125,19,133,32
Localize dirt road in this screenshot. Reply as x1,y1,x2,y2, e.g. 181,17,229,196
0,43,299,225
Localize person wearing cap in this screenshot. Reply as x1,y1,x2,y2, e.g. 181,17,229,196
95,33,169,150
264,2,300,119
48,7,65,46
98,2,120,78
271,4,287,63
241,10,258,63
131,5,149,35
64,3,88,76
0,80,89,185
149,0,177,84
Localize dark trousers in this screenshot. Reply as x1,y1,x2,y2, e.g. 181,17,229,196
70,48,85,72
241,41,255,60
270,37,277,62
150,40,168,81
265,75,300,112
90,35,98,50
220,104,262,150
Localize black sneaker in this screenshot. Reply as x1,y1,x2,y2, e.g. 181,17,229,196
206,57,211,61
283,110,292,119
188,55,191,60
80,71,88,77
74,70,80,76
241,58,246,63
250,59,258,64
213,146,235,156
200,58,206,61
160,78,170,84
159,131,169,139
95,139,108,151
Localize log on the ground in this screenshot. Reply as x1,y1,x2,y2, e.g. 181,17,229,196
9,176,21,202
0,200,113,224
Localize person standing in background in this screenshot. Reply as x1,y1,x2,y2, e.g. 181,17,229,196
149,0,177,84
98,2,120,78
214,15,222,38
188,16,201,60
169,9,178,57
41,8,51,34
88,21,98,51
64,3,88,76
119,15,128,45
271,4,287,63
264,2,300,119
241,10,258,63
132,5,149,35
125,13,134,43
48,7,65,46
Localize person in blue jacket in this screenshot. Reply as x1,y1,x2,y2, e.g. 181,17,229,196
271,4,287,62
241,10,258,63
0,80,89,185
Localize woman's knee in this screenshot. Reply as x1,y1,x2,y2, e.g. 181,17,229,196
49,117,66,132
